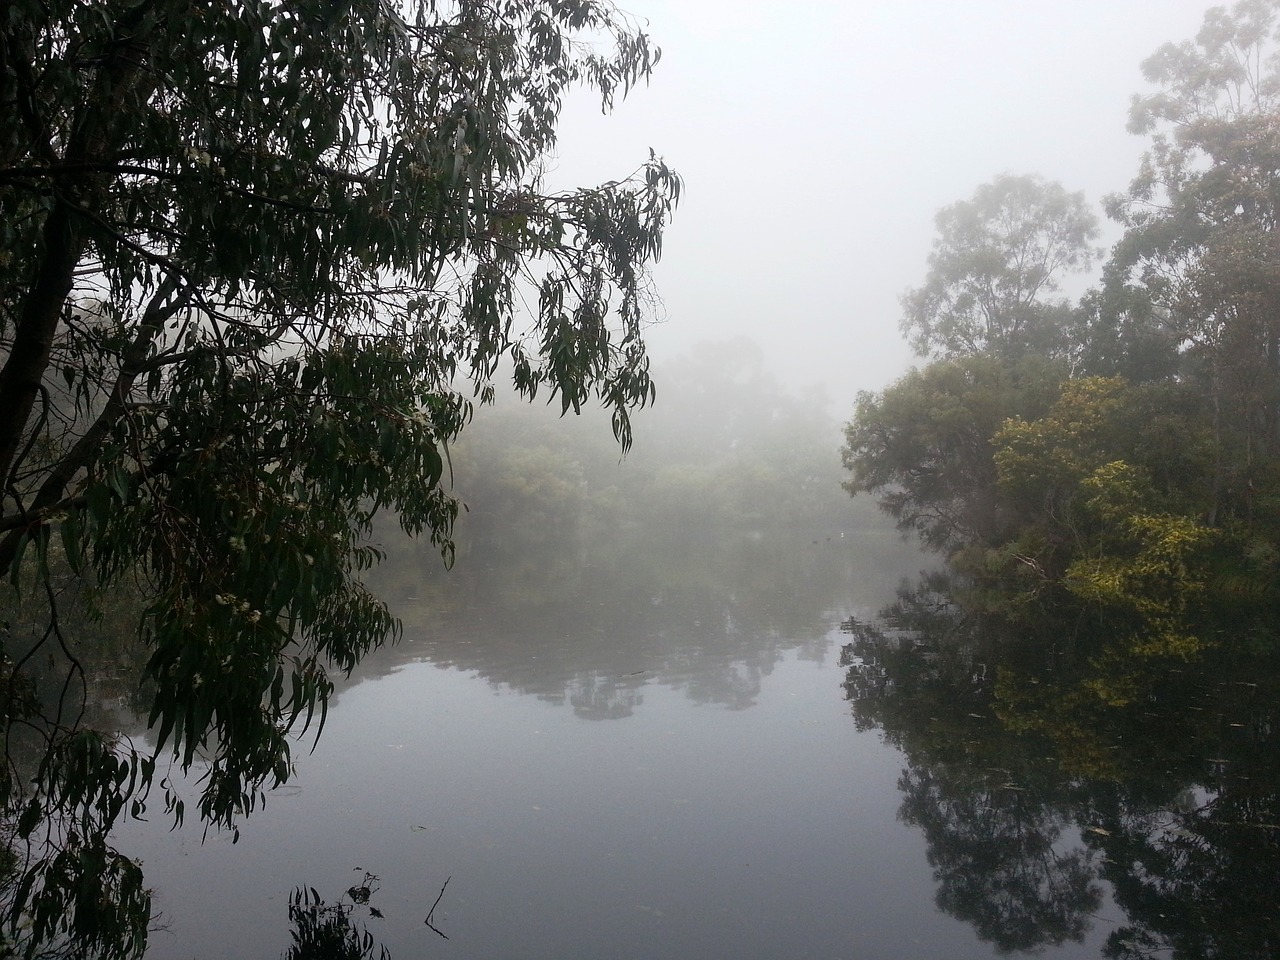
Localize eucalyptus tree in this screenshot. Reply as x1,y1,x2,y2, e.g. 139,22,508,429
900,174,1099,362
841,353,1061,554
0,0,679,954
856,175,1100,558
1109,0,1280,521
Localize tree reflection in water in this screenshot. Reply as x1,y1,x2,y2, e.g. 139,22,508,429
841,574,1280,960
898,764,1100,953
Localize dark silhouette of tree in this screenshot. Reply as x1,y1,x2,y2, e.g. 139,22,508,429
0,1,678,954
899,764,1100,954
842,569,1280,960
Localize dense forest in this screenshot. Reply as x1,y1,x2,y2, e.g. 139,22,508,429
843,1,1280,657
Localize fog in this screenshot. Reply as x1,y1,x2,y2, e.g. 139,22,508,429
550,0,1215,410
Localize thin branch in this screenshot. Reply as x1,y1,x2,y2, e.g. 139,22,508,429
0,161,339,215
0,495,88,535
42,576,88,736
4,383,50,503
424,876,450,940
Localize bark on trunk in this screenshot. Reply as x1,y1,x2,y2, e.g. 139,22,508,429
0,201,88,487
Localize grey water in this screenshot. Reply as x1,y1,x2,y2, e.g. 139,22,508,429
113,525,1168,959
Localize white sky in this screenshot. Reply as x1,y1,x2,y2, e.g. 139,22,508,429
550,0,1217,412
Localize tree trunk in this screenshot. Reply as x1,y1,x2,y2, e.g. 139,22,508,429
0,200,86,486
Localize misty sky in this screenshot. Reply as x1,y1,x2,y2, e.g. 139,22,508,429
551,0,1218,412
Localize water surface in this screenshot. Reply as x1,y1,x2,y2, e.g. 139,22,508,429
114,525,1272,959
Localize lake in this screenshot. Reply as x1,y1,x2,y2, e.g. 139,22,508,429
112,523,1277,959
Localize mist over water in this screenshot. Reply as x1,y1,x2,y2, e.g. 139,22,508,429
91,327,1280,959
122,523,960,960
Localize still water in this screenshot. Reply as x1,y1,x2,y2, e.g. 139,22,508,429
111,525,1272,959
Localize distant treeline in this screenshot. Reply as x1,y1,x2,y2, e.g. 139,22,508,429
436,337,880,555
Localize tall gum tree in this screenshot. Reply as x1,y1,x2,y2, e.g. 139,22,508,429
846,174,1095,557
0,1,680,954
900,174,1099,363
1108,0,1280,522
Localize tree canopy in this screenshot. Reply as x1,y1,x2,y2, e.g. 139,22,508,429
1109,0,1280,522
0,1,679,955
846,0,1280,631
900,173,1099,362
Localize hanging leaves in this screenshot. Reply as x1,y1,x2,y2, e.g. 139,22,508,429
0,1,679,956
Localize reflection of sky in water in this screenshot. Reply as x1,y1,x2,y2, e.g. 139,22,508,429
124,651,1065,960
114,534,1118,959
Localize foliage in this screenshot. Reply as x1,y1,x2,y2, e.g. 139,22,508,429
847,1,1280,637
625,338,851,531
900,173,1099,361
1065,513,1220,657
842,570,1280,959
0,1,679,955
994,378,1141,519
842,353,1061,553
451,337,863,549
1109,0,1280,522
1070,281,1181,383
838,8,1280,953
282,879,389,960
987,376,1218,601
